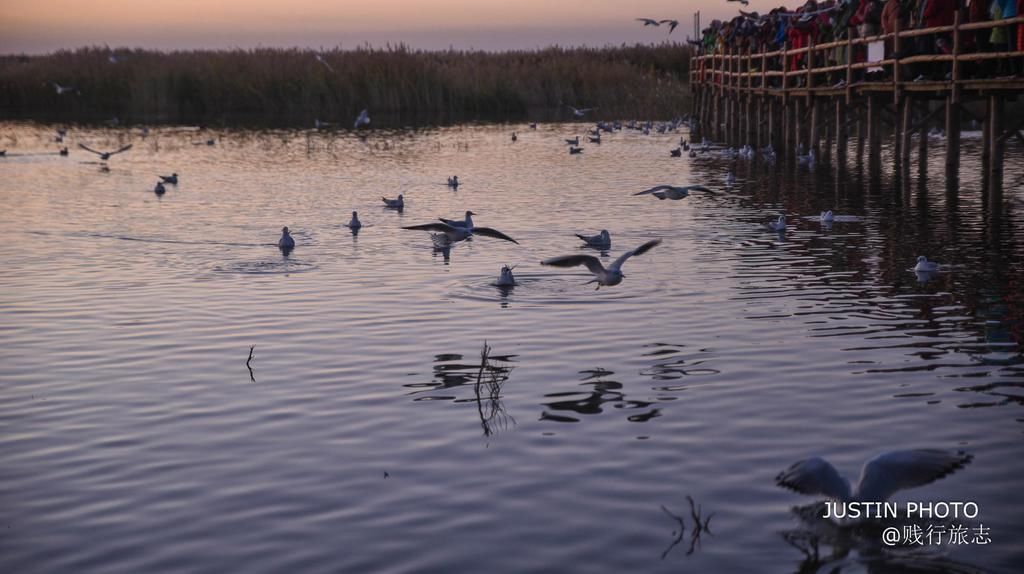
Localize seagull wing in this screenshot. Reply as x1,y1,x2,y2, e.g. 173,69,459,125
634,185,676,195
775,457,852,501
77,143,103,156
402,222,457,237
683,185,716,194
855,450,973,502
472,227,519,244
110,144,133,156
541,254,605,276
610,239,661,271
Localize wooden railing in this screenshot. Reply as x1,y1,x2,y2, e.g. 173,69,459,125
689,13,1024,93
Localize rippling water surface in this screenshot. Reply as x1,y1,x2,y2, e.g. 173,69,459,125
2,121,1023,572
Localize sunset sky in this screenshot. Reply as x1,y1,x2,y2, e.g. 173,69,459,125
0,1,798,53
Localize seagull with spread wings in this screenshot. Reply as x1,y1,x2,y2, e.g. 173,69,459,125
78,143,132,160
566,105,596,118
634,184,714,200
402,218,518,245
776,449,973,505
660,19,679,34
542,239,661,289
636,18,661,26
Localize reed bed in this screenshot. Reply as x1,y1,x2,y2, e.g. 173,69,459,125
0,44,693,125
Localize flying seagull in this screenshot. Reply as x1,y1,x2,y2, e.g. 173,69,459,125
78,143,132,160
776,449,972,504
727,0,750,5
315,53,335,72
634,184,714,200
402,220,518,245
51,82,78,95
440,210,475,229
354,109,371,129
660,19,680,34
542,239,661,289
636,18,661,26
566,105,596,118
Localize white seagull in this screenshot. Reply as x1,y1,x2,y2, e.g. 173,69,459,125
566,105,596,118
440,210,475,229
495,265,517,287
576,230,611,249
78,143,132,160
347,211,362,229
382,195,404,210
542,239,661,289
634,184,714,200
354,109,371,129
278,227,295,250
776,449,973,504
52,82,78,95
315,53,335,72
402,220,519,245
820,210,835,223
765,215,787,231
914,256,940,272
725,171,737,186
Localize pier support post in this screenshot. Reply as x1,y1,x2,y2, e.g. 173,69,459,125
988,95,1005,199
900,97,912,171
836,99,847,160
867,95,881,169
810,98,821,159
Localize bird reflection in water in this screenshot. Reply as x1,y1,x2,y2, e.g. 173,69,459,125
780,502,986,574
540,368,661,423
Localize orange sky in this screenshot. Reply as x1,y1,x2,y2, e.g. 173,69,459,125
0,1,798,53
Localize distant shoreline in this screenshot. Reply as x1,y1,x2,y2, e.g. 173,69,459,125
0,44,693,126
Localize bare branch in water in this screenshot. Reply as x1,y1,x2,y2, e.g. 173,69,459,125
661,496,715,559
474,341,515,437
659,505,686,560
247,346,255,382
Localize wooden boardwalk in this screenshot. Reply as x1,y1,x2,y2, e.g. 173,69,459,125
689,13,1024,197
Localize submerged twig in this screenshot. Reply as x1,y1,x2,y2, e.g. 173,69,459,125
660,505,686,559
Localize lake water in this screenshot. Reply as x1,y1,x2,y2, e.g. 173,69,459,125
1,121,1023,573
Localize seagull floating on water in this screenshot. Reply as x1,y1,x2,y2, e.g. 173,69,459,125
565,136,579,146
495,265,517,287
765,215,787,231
569,146,583,155
725,171,736,186
914,256,940,272
447,176,460,189
59,147,68,156
776,449,972,506
402,219,518,245
542,239,661,289
511,132,518,142
382,195,404,210
154,182,166,195
635,184,714,200
159,173,178,184
78,143,132,160
820,210,834,223
347,211,362,229
354,109,371,129
278,227,295,251
576,230,611,250
670,147,682,157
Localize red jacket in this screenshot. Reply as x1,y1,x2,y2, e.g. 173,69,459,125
923,0,957,28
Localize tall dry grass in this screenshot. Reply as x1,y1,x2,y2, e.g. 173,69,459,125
0,44,692,125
